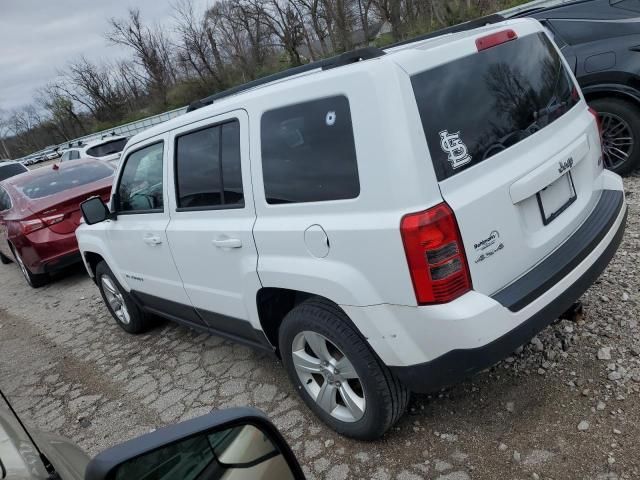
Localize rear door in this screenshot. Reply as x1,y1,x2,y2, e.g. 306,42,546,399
405,22,603,296
165,110,263,343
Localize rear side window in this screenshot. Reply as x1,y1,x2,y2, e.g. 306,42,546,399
19,163,113,199
87,138,127,158
118,142,164,213
0,187,11,211
412,32,579,181
175,120,244,209
0,163,27,181
261,96,360,204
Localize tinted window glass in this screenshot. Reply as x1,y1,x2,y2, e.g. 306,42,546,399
19,163,113,199
176,126,222,208
68,150,81,160
0,163,28,181
118,142,164,212
261,96,360,204
412,33,579,181
221,122,243,206
611,0,640,13
87,138,127,158
175,120,244,209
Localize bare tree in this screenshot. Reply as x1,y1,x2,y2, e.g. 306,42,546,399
107,9,177,106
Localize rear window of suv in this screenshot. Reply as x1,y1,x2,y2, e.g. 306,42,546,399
412,32,579,181
19,163,113,199
86,138,127,158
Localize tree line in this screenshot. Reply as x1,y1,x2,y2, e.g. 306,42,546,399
0,0,527,159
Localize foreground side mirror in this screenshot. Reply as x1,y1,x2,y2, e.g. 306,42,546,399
85,407,305,480
80,197,110,225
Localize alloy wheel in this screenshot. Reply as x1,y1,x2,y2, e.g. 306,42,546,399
13,250,32,286
101,275,131,325
291,331,365,422
600,112,635,170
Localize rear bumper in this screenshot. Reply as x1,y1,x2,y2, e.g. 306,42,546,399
16,229,80,274
340,188,626,393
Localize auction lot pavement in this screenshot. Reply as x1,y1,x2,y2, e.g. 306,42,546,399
1,176,639,480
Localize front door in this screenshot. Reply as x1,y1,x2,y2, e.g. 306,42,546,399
165,111,263,344
107,138,203,327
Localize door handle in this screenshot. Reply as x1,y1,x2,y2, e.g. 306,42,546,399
212,237,242,249
143,234,162,246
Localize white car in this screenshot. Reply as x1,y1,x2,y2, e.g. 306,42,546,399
59,136,128,163
76,18,627,440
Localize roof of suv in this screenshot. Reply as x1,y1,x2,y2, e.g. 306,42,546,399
127,17,541,149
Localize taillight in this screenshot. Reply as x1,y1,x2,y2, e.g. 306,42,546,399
476,29,518,52
20,214,65,235
400,203,472,304
588,107,603,141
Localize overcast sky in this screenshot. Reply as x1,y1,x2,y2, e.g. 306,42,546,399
0,0,209,111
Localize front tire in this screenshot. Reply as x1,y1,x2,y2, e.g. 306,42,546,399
589,97,640,175
11,246,48,288
279,297,409,440
95,261,152,334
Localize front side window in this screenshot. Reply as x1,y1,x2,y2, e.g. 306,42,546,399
261,96,360,204
175,120,244,209
117,142,164,213
412,32,579,181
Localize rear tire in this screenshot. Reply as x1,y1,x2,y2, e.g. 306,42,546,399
0,251,11,265
95,261,152,334
279,297,409,440
11,246,48,288
589,97,640,175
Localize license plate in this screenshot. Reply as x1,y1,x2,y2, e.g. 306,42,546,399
536,172,577,225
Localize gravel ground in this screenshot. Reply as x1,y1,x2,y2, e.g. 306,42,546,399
0,174,639,480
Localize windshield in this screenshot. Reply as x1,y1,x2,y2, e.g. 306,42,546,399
18,163,113,199
412,32,579,180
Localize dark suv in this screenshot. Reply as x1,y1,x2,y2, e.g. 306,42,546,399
507,0,640,174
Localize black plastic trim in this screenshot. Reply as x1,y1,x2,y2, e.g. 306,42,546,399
493,189,624,312
43,252,81,274
130,290,274,352
390,203,626,394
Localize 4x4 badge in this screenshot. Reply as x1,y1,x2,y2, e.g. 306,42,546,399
439,130,472,169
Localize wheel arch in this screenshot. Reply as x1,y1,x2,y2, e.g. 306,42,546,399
256,288,366,356
582,83,640,108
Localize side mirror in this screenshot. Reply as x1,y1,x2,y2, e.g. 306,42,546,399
80,197,110,225
85,408,304,480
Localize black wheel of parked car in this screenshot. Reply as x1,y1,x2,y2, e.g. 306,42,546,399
10,245,48,288
95,261,152,334
279,296,409,440
590,97,640,175
0,251,12,265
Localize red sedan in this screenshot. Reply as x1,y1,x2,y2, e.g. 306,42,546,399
0,159,114,287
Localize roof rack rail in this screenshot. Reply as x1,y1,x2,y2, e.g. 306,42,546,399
386,13,506,49
186,47,385,112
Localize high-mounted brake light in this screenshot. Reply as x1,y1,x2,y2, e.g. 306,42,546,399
476,29,518,52
400,203,471,305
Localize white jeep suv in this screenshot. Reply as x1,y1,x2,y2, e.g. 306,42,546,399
76,19,627,440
